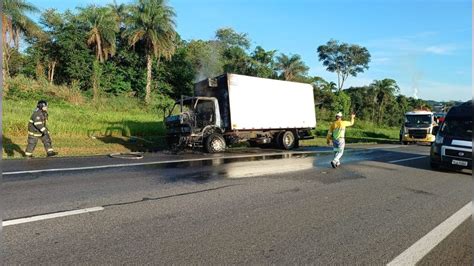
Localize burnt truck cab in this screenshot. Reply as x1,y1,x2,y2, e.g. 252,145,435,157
165,96,223,148
400,110,437,144
430,100,472,170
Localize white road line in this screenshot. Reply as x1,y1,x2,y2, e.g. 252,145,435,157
3,151,330,176
389,156,427,163
2,207,104,227
387,201,472,266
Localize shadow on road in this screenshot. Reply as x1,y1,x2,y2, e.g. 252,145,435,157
361,147,472,176
95,120,166,153
3,136,26,158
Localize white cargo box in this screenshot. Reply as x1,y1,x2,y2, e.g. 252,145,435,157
226,74,316,130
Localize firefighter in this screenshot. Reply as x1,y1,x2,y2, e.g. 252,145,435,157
326,112,355,168
25,100,58,157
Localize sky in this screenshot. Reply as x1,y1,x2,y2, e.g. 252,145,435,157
28,0,472,102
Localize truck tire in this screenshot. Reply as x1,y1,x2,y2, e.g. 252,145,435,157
280,131,296,150
294,138,300,148
205,133,226,153
274,131,284,148
166,136,179,149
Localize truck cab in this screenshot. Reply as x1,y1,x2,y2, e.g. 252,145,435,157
165,96,223,149
400,110,437,144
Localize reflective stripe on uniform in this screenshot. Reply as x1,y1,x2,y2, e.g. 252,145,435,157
34,122,43,125
28,132,43,137
47,149,54,152
40,127,47,132
25,152,33,156
29,120,34,123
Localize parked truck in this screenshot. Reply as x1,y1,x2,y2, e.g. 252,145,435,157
165,73,316,153
399,109,437,144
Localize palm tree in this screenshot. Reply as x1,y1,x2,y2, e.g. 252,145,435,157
79,5,119,100
107,0,128,27
2,0,40,80
275,53,309,81
123,0,177,105
371,79,400,124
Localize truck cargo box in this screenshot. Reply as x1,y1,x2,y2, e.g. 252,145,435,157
195,73,316,131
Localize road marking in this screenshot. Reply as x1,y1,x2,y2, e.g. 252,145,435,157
388,156,427,163
3,151,332,176
2,207,104,227
387,201,472,266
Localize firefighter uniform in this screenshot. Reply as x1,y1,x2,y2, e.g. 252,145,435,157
25,105,55,157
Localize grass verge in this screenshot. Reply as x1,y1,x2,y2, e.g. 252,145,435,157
3,99,400,159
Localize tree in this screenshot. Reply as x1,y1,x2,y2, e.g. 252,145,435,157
107,0,128,27
186,40,223,81
345,86,373,121
2,0,40,80
248,46,277,78
155,39,195,99
215,27,252,76
31,9,64,84
317,39,371,92
123,0,177,105
370,79,399,124
215,27,250,49
222,46,252,75
79,5,119,100
331,91,351,118
275,53,309,81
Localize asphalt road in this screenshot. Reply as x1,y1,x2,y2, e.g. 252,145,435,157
2,144,472,264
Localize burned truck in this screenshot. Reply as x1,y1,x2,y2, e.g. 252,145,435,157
165,73,316,153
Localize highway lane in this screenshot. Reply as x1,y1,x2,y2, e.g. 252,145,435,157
2,144,472,264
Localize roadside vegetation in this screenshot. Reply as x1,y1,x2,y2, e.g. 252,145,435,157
3,0,456,158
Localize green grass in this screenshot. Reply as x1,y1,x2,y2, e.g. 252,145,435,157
301,120,400,147
2,98,166,158
3,98,400,158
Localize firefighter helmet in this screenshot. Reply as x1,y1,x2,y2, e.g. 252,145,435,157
37,100,48,109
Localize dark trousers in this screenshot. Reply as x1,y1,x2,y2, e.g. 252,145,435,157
25,133,53,155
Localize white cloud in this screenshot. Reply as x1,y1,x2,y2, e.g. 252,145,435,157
424,45,456,55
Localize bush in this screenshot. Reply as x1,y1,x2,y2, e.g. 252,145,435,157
4,75,84,105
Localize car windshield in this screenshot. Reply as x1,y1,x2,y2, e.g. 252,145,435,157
405,115,432,126
440,118,472,139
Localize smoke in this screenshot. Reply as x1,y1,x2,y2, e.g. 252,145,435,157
411,72,422,99
193,42,224,83
400,54,423,99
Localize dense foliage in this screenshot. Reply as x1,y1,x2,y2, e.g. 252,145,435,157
3,0,435,128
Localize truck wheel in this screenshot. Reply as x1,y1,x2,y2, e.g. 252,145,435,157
402,141,408,145
294,138,300,149
280,131,296,150
205,133,226,153
166,136,178,149
272,131,283,148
